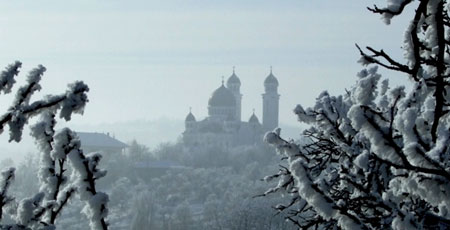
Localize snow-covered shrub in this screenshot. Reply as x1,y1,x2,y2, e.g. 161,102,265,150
264,1,450,229
0,62,108,230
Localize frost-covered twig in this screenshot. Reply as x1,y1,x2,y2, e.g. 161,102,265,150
0,168,15,220
0,62,108,230
63,129,108,230
263,1,450,229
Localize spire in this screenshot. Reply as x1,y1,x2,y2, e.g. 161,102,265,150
252,108,255,114
221,76,224,85
233,66,235,74
189,106,192,113
270,66,272,74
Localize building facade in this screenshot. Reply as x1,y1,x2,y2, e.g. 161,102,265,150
183,68,279,149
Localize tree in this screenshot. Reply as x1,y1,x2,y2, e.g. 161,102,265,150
263,1,450,229
125,140,154,163
13,153,40,198
0,62,108,230
130,191,157,230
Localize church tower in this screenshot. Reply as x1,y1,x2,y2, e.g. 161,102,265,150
226,67,242,121
185,107,196,131
262,67,279,131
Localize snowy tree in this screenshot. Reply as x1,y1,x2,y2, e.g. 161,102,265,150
13,153,40,198
130,191,157,230
0,62,108,230
264,1,450,229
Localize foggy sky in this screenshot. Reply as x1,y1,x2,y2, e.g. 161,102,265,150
0,1,411,133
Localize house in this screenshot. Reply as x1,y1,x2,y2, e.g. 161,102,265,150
76,132,128,154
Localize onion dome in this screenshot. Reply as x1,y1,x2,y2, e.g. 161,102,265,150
249,110,260,124
185,112,196,122
185,110,196,122
227,66,241,86
208,82,236,107
264,67,279,86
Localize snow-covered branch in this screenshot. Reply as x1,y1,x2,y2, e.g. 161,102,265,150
0,63,108,230
263,1,450,229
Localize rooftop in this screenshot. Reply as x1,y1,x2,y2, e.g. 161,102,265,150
76,132,128,149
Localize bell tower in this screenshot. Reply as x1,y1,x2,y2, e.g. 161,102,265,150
226,66,242,121
262,67,279,131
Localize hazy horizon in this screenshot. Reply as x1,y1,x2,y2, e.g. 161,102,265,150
0,0,415,163
0,1,411,128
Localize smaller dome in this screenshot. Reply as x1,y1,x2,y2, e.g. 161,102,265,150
227,68,241,86
185,112,196,122
249,113,260,124
208,84,236,107
264,72,279,86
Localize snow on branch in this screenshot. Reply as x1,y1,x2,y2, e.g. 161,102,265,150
63,129,109,230
367,0,414,24
0,61,21,95
0,62,108,230
262,2,450,228
0,168,15,220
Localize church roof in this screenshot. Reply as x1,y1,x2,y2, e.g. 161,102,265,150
208,83,236,107
185,111,196,122
264,69,279,86
198,120,225,133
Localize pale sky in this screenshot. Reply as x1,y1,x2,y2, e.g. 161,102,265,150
0,0,412,150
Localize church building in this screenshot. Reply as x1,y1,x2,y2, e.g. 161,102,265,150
183,68,280,149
